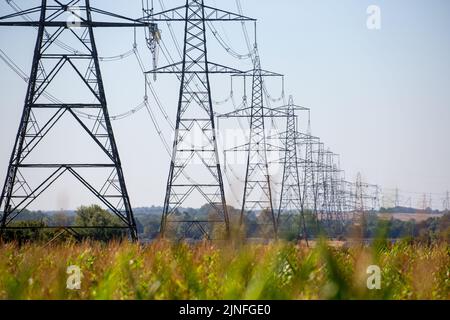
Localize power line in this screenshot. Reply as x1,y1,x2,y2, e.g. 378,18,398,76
0,47,147,121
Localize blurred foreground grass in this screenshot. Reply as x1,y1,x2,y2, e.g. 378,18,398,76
0,240,448,300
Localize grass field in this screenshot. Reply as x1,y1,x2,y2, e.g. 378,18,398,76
0,240,448,300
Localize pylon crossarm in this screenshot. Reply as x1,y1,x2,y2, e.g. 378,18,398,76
218,107,252,118
88,6,151,25
146,61,242,74
224,143,250,153
207,62,242,74
203,4,255,21
233,69,283,78
0,21,151,27
272,104,310,112
296,132,320,141
219,106,289,118
0,6,41,21
265,143,285,152
263,109,290,117
141,3,255,22
268,157,286,165
0,5,154,28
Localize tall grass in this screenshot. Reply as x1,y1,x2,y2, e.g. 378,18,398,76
0,240,448,300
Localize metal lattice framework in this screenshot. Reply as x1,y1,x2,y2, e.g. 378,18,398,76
297,130,320,228
219,53,283,238
344,173,380,226
143,0,255,240
274,97,310,240
444,191,450,214
0,0,157,240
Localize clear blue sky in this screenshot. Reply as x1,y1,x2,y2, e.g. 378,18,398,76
0,0,449,210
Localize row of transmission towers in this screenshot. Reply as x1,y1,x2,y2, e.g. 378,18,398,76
0,0,382,242
381,188,449,212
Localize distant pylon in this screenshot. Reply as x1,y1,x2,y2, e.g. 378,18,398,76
322,150,335,231
297,125,321,231
322,150,344,235
395,187,400,207
240,54,276,236
407,197,412,208
330,156,346,234
219,51,283,238
444,191,449,213
428,194,432,210
421,193,427,212
276,96,309,241
353,173,365,222
313,143,326,223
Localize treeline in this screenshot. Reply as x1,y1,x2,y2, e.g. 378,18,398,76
1,205,128,243
279,211,450,243
379,206,442,214
1,205,449,243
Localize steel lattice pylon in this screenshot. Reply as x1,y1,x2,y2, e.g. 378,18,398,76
276,96,310,241
219,53,283,238
327,153,346,235
0,0,155,240
143,0,254,240
241,55,275,235
318,149,339,234
297,129,320,231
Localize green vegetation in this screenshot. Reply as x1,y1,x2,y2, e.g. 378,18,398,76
1,205,125,243
5,205,449,242
278,211,450,243
1,206,448,300
74,205,126,240
0,240,448,300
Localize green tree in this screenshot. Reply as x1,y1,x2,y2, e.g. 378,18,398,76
75,205,125,241
1,220,54,244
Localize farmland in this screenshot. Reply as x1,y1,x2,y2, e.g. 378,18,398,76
0,240,448,300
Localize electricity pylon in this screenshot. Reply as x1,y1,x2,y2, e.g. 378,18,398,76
341,180,355,220
420,194,428,212
275,96,309,241
395,187,400,208
330,156,346,235
142,0,254,240
350,173,379,224
0,1,157,240
444,191,449,214
320,149,333,229
218,51,283,238
320,150,341,235
353,173,365,223
296,119,320,229
312,142,326,225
